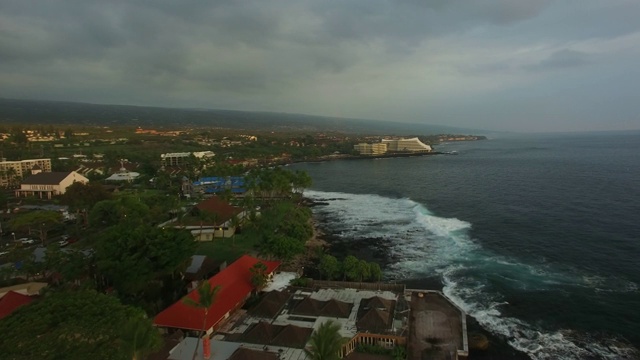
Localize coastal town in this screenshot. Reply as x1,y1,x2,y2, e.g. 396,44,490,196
0,125,484,360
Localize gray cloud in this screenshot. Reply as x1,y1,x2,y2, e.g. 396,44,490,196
524,49,591,72
0,0,639,132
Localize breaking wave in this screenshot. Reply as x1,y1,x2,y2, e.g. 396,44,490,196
305,189,639,360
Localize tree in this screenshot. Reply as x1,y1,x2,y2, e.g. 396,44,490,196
369,262,382,282
61,182,112,225
0,290,157,360
250,262,268,290
229,214,241,247
357,260,371,282
121,317,162,360
319,255,340,280
95,225,195,300
89,196,150,228
342,255,359,281
304,320,347,360
8,210,62,245
183,282,221,360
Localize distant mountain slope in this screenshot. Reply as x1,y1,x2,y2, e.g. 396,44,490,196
0,98,485,135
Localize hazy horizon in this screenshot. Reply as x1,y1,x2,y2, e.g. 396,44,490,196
1,1,639,133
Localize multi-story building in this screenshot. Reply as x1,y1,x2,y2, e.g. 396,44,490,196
354,143,388,155
0,158,52,188
161,151,215,166
382,137,432,152
161,152,191,166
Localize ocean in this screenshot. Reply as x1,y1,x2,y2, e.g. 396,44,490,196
290,131,640,360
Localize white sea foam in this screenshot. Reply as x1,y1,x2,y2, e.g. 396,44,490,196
305,189,639,359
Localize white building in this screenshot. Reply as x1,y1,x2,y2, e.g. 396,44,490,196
15,171,89,199
161,152,192,166
381,137,432,152
353,143,388,155
161,151,215,166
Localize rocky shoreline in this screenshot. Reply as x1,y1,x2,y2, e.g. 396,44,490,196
297,197,531,359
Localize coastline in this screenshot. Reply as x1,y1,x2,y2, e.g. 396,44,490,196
296,194,531,359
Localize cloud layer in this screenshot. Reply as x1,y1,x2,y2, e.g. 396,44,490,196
1,0,639,132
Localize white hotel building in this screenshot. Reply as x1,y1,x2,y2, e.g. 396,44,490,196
354,137,432,155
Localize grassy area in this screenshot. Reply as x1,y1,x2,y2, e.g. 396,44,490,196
194,234,260,263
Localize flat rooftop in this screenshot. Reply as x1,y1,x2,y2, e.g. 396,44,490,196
407,291,468,360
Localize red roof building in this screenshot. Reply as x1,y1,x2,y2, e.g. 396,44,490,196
0,291,35,320
154,255,280,332
193,196,243,225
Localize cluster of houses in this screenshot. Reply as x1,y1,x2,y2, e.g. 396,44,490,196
148,254,469,360
0,156,471,360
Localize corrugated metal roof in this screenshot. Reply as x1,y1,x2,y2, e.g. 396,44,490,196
154,255,280,331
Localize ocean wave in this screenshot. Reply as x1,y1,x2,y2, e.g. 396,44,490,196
305,189,639,359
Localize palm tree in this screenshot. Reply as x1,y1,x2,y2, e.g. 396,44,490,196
121,317,162,360
305,320,347,360
229,215,241,247
183,281,221,360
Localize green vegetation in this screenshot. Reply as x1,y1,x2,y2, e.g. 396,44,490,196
244,200,313,261
0,290,161,360
194,235,260,263
356,344,407,360
305,320,348,360
94,224,195,306
318,254,383,282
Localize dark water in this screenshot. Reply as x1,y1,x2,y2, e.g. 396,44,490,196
291,132,640,359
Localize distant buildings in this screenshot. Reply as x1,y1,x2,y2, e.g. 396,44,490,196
353,143,388,155
354,137,432,155
381,137,432,152
0,158,52,188
160,151,215,166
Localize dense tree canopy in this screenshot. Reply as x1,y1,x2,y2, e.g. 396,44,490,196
8,210,62,243
247,201,312,260
95,224,195,299
61,182,112,224
89,196,150,228
319,254,340,280
0,290,160,360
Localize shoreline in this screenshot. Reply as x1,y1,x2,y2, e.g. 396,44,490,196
296,195,532,359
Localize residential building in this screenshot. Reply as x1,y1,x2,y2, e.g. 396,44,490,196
153,255,281,335
353,143,388,155
381,137,432,152
176,196,246,240
0,158,52,188
15,171,89,199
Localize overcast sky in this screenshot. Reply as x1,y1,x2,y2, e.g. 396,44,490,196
1,1,639,132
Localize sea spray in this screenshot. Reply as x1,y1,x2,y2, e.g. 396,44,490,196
305,189,639,359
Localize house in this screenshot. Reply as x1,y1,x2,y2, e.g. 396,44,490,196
179,196,246,240
15,171,89,199
154,255,280,335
